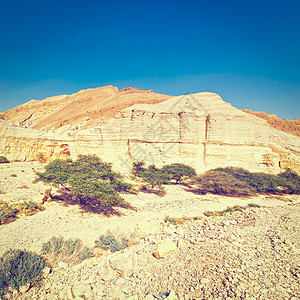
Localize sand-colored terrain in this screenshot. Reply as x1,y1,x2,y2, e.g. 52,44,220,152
0,162,298,255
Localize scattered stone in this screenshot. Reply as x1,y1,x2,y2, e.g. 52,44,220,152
19,283,31,293
154,238,177,258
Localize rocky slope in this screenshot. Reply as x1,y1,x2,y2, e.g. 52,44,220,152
0,163,299,300
242,110,300,137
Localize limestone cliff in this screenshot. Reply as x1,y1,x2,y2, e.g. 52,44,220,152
0,90,299,174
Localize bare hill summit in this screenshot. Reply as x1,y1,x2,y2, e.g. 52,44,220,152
0,86,171,134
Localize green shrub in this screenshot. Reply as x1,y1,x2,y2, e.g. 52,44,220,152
192,170,255,196
35,155,133,213
161,163,197,184
0,203,18,225
0,249,46,293
132,161,171,189
95,232,128,253
133,162,196,187
193,167,300,196
0,156,10,164
41,236,93,266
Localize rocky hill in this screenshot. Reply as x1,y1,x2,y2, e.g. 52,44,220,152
242,110,300,137
0,86,171,134
0,87,299,174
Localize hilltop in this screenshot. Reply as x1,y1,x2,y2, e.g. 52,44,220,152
0,86,171,134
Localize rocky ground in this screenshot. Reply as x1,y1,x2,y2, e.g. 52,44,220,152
0,162,299,299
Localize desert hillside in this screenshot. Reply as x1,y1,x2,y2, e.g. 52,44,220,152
0,88,299,174
242,109,300,137
0,86,172,134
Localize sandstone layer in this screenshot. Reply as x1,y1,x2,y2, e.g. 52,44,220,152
0,89,299,174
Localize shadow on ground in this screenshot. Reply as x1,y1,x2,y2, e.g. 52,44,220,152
50,189,136,216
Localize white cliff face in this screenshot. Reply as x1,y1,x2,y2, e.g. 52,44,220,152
1,92,299,174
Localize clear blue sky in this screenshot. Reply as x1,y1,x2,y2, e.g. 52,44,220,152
0,0,299,119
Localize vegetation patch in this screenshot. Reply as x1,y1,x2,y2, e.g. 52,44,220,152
0,202,18,225
17,201,45,216
164,215,188,226
191,167,300,196
35,155,134,215
95,232,128,253
0,249,46,295
204,204,261,217
41,236,93,267
133,161,196,191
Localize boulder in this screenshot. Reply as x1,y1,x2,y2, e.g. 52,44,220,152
109,250,137,277
134,223,161,238
154,238,177,258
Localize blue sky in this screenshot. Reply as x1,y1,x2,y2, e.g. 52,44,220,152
0,0,299,119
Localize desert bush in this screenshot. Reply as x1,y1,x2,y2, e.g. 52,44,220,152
0,202,18,225
35,155,133,213
0,156,10,164
0,249,46,293
41,236,93,267
133,161,196,187
193,167,300,196
10,174,17,177
95,232,128,253
161,163,197,184
192,169,255,196
132,161,171,189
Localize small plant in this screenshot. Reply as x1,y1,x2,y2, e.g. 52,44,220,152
204,204,260,217
248,203,261,208
41,236,93,267
10,174,17,178
95,232,128,253
0,249,46,294
164,215,187,226
0,202,18,225
0,156,10,164
17,201,45,216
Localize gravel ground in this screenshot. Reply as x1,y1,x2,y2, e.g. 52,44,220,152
0,162,299,299
8,203,300,300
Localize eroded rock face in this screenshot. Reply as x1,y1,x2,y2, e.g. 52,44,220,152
74,92,300,174
0,91,299,174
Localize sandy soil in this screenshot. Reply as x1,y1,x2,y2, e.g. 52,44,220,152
0,162,299,256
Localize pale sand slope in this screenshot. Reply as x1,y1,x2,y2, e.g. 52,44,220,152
0,162,299,255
